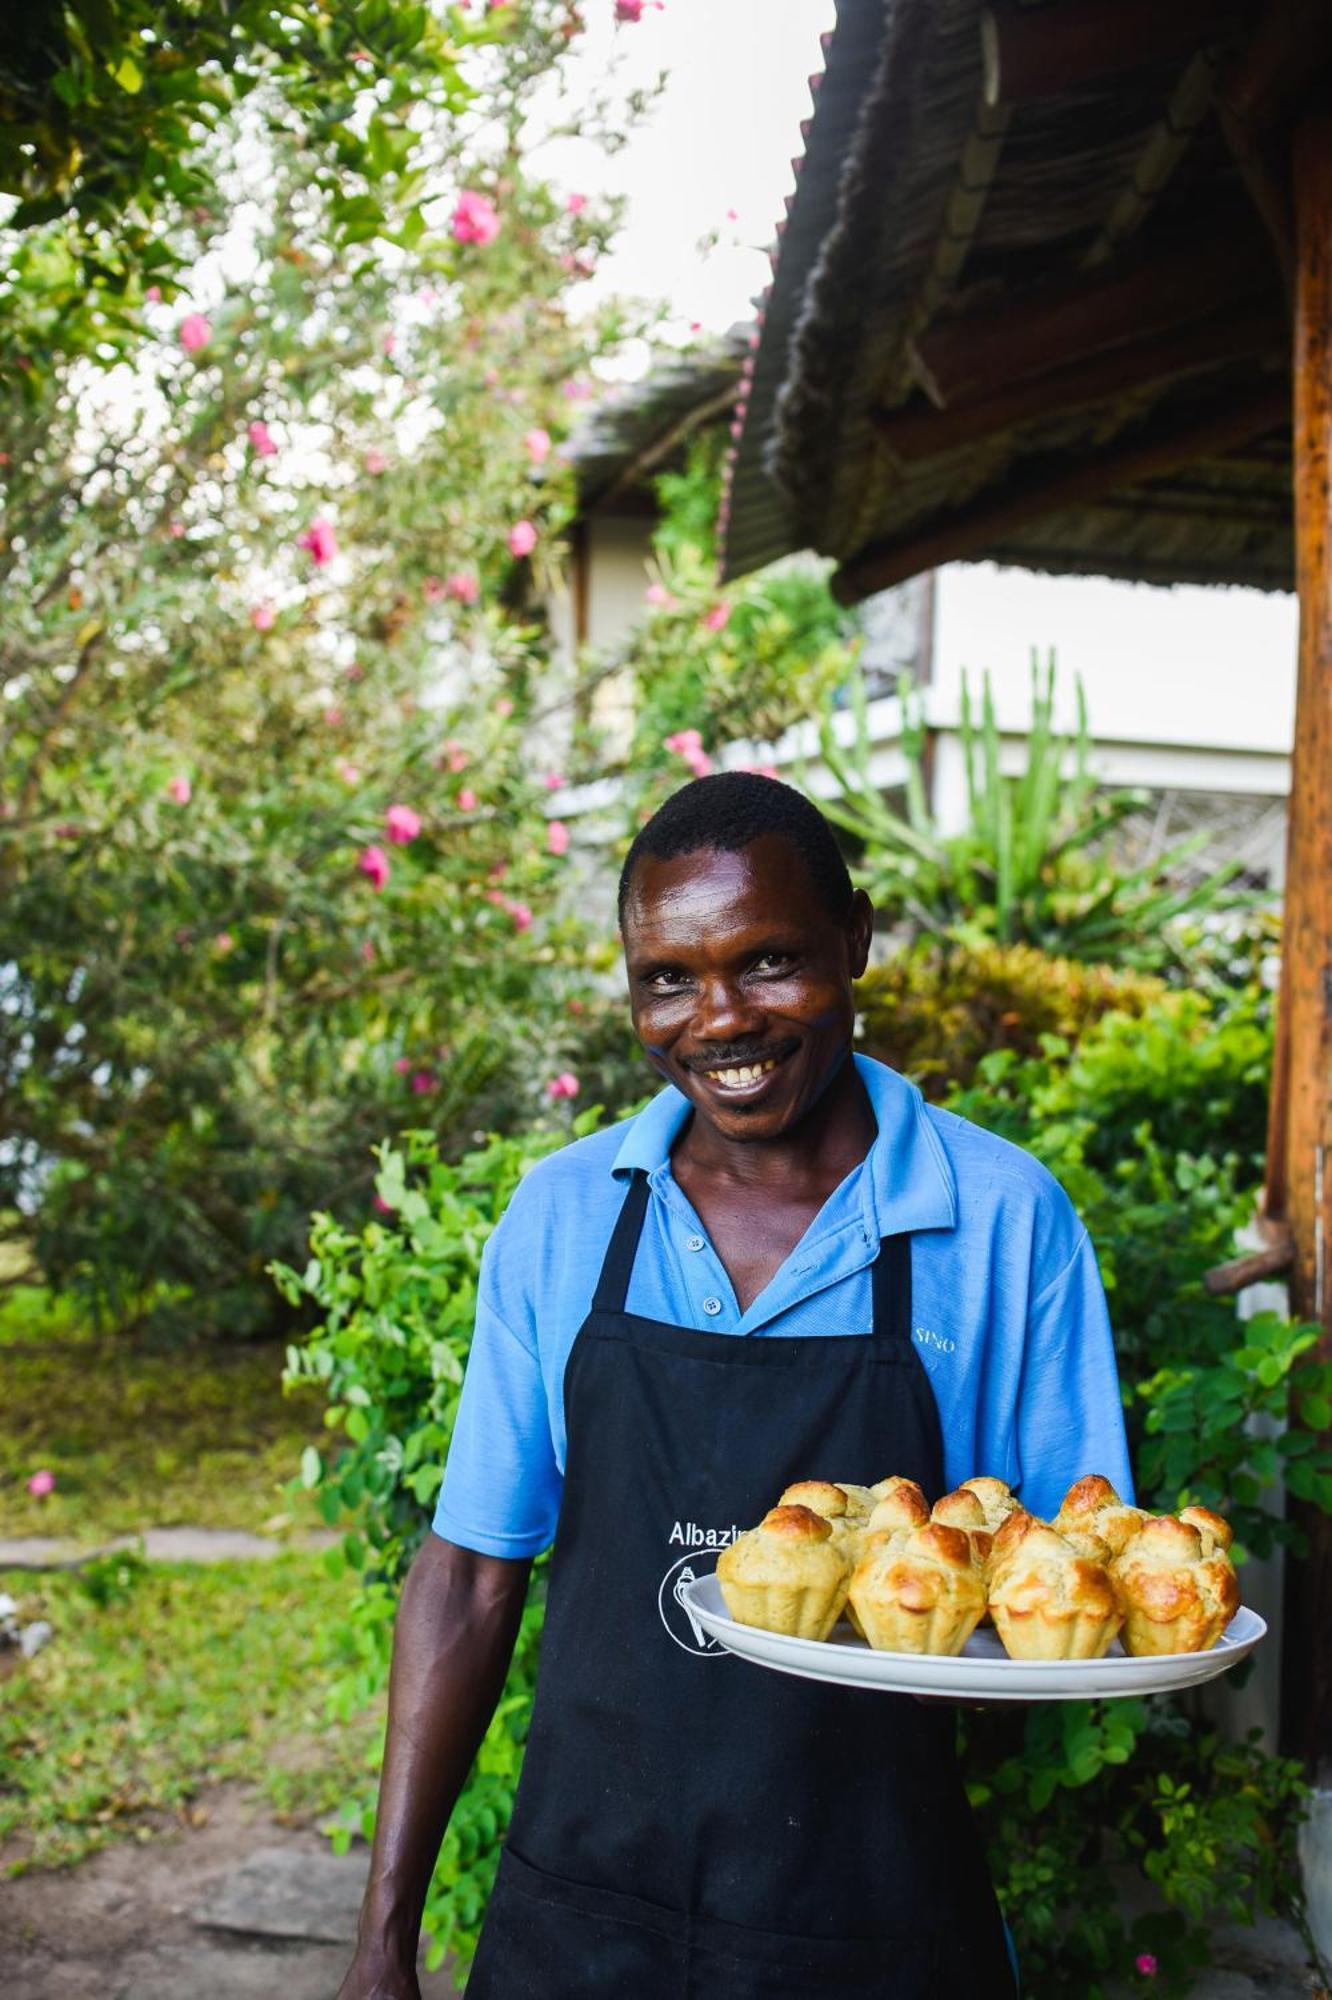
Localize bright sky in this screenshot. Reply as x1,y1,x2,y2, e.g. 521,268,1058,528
541,0,837,342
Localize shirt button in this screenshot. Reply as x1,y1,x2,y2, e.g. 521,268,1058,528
686,1234,705,1253
702,1296,723,1316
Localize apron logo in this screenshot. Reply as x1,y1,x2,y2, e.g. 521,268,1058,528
914,1325,956,1355
657,1549,729,1657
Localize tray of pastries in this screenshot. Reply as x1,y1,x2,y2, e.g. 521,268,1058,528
682,1474,1265,1700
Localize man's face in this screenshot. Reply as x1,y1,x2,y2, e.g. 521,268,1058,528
622,834,873,1143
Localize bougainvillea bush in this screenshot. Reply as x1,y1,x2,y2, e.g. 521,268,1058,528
0,4,647,1338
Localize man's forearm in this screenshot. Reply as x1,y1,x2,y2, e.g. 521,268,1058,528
351,1535,532,1972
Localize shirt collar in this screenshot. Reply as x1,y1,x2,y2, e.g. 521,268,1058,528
610,1053,957,1237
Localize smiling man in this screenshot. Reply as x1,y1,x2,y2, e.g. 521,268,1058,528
338,773,1132,2000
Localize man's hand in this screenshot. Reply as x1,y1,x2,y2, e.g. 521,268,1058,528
335,1535,531,1995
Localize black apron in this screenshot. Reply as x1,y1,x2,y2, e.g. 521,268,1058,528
467,1172,1016,1998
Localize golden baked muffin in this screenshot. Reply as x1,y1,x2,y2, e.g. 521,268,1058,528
1054,1475,1152,1559
848,1522,986,1656
865,1481,931,1539
1177,1503,1234,1559
717,1504,852,1641
988,1523,1123,1661
958,1475,1020,1531
777,1479,863,1563
985,1505,1040,1582
1109,1516,1240,1656
931,1488,994,1566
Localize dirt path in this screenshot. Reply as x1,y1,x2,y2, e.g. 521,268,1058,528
0,1783,460,1999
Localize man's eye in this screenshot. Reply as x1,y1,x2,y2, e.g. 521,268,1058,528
646,969,689,991
752,953,792,974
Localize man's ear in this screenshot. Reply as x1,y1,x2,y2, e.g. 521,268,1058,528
847,888,874,980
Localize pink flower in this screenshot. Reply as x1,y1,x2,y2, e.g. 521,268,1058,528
178,312,211,353
27,1469,56,1497
351,48,373,65
685,749,713,777
298,516,338,566
689,319,702,333
451,190,502,246
335,759,361,785
365,446,389,475
524,427,553,466
213,932,235,955
410,1070,437,1094
645,582,674,607
507,901,533,931
496,695,514,717
169,520,186,538
547,819,570,856
568,997,585,1014
442,740,469,773
346,662,364,682
1135,1957,1158,1978
361,939,376,963
543,771,565,790
562,377,594,401
615,0,645,18
250,603,276,631
382,333,397,356
323,706,343,727
702,601,733,632
739,762,781,781
458,788,478,812
546,1071,580,1100
145,285,162,303
166,774,192,804
664,728,703,756
445,572,479,604
393,1056,412,1074
725,207,738,223
247,419,277,457
507,519,538,559
359,844,391,891
385,803,421,845
424,576,446,603
566,191,588,214
372,1192,395,1214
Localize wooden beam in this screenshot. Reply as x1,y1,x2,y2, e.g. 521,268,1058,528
876,303,1284,463
979,0,1242,107
1203,1226,1295,1297
1276,109,1332,1781
1081,48,1221,269
913,225,1274,408
831,386,1289,604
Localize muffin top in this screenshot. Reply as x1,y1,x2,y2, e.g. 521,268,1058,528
759,1503,835,1544
779,1480,850,1521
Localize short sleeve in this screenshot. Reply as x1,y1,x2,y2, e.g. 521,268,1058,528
1013,1228,1135,1519
432,1225,563,1559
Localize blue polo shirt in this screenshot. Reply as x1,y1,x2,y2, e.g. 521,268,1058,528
433,1055,1133,1556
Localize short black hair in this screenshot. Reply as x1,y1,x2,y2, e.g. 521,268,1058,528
618,772,855,927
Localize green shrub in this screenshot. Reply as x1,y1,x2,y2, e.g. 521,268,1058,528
856,942,1166,1099
275,1116,608,1971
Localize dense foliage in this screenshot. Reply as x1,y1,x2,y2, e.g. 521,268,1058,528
1,6,634,1339
281,971,1331,1993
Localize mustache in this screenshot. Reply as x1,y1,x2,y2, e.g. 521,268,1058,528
681,1039,797,1072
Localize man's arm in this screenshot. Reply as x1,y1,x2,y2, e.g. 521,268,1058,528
337,1534,532,2000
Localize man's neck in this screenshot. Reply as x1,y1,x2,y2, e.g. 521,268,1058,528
673,1051,877,1196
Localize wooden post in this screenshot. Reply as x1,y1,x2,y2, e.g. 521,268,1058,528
1276,110,1332,1778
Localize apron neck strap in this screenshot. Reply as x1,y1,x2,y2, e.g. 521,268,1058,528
595,1174,914,1341
870,1232,913,1345
591,1171,651,1314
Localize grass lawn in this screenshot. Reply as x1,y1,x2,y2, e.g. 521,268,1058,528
0,1550,381,1873
0,1284,328,1540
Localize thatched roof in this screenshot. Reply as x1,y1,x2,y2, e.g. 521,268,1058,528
722,0,1328,600
569,330,749,517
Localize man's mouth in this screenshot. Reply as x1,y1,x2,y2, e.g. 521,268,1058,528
687,1044,796,1095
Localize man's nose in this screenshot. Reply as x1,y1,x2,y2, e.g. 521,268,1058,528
692,976,763,1040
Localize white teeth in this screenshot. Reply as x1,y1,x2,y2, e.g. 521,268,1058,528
705,1058,779,1089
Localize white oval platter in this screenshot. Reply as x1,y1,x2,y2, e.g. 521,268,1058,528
681,1574,1266,1701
